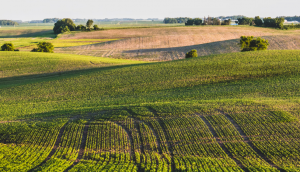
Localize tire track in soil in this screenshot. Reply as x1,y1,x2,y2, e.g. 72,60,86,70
196,114,247,172
111,121,139,171
28,121,69,172
125,109,163,154
218,110,286,172
64,123,89,172
147,107,175,171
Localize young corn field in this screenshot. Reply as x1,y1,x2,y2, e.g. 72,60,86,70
1,105,299,172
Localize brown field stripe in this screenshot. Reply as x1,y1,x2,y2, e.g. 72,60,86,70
198,115,247,172
147,107,175,171
28,121,69,172
218,110,285,172
126,109,163,154
64,123,89,172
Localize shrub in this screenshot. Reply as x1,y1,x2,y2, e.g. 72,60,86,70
93,25,101,30
239,36,269,52
53,18,76,34
1,43,14,51
31,42,54,53
185,49,198,58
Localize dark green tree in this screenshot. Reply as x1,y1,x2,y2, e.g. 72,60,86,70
1,43,14,51
86,20,94,29
194,18,202,25
263,17,284,29
76,24,86,31
254,16,263,26
185,49,198,58
61,25,70,33
185,19,194,26
53,18,76,34
237,17,253,25
239,36,269,52
31,42,54,53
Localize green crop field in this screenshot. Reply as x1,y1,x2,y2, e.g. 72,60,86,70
1,47,300,171
1,22,300,172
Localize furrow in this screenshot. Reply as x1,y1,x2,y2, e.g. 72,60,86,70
218,110,285,172
198,115,247,171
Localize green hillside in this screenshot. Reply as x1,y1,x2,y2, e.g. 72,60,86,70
0,50,300,171
0,51,145,78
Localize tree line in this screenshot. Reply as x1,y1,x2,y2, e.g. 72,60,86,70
281,16,300,22
0,20,19,26
163,17,190,24
53,18,103,34
43,18,60,23
164,17,231,26
238,16,300,30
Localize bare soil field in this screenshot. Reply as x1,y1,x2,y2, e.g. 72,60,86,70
56,26,300,61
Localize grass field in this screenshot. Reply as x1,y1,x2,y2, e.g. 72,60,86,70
1,23,300,171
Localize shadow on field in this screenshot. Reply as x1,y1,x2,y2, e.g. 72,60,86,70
0,62,157,89
122,39,240,58
0,30,56,38
120,35,300,60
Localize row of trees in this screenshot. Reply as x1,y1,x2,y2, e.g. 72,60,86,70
163,17,190,24
185,17,231,26
281,16,300,22
53,18,102,34
164,17,231,26
0,20,18,26
237,16,285,29
43,18,60,23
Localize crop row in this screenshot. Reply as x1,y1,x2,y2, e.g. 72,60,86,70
205,114,279,171
33,122,85,171
84,121,130,155
229,111,300,171
0,120,66,172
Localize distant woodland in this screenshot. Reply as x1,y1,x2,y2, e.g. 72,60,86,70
0,20,19,25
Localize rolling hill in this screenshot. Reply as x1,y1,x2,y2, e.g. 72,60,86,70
0,50,300,171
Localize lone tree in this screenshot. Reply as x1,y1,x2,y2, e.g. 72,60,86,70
186,49,198,58
53,18,76,34
239,36,269,52
31,42,54,53
1,43,14,51
86,20,94,29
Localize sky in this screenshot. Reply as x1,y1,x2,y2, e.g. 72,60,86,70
0,0,299,21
